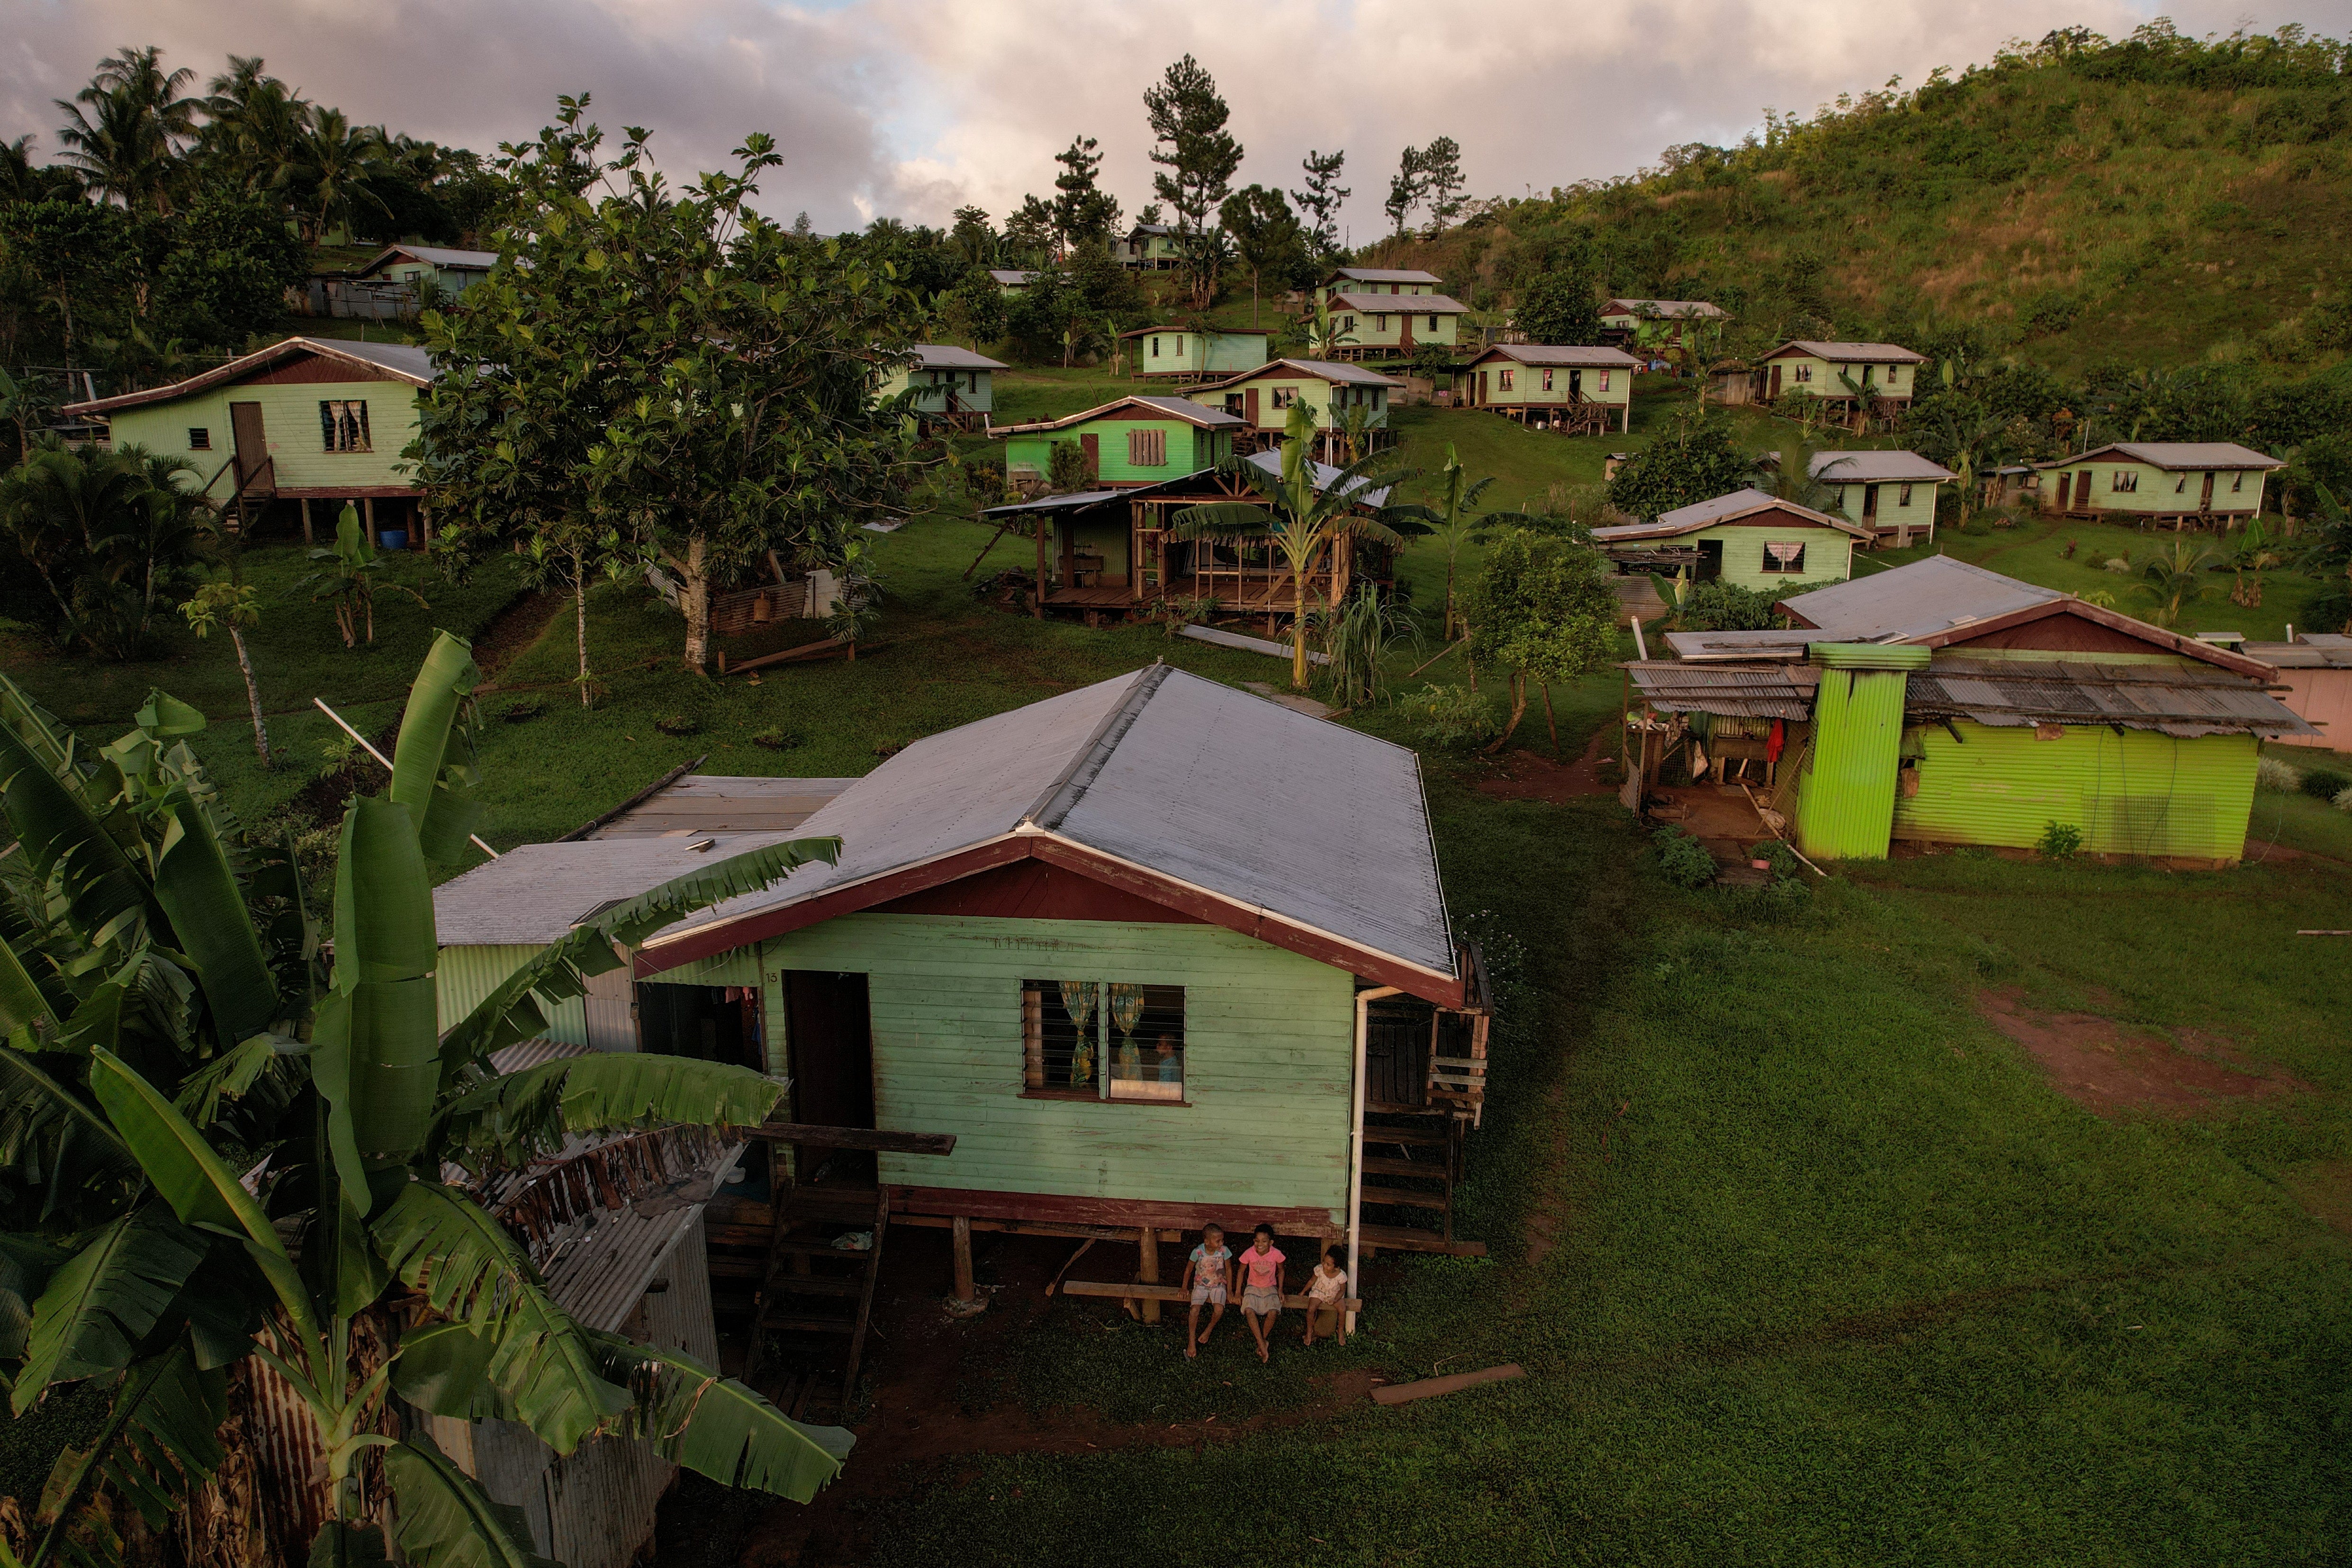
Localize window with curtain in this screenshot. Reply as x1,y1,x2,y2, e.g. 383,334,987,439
319,400,371,453
1760,541,1808,575
1021,980,1184,1102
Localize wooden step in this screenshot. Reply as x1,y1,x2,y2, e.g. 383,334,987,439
1363,1156,1447,1180
756,1313,858,1335
1364,1126,1449,1148
1360,1224,1486,1258
1359,1184,1449,1212
761,1275,865,1299
765,1236,882,1260
785,1187,885,1222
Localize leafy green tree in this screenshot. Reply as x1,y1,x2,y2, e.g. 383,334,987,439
1144,55,1243,309
1169,401,1424,690
1514,269,1601,345
2,198,130,361
1461,527,1619,753
1218,184,1304,326
1291,149,1349,261
416,101,929,673
1384,145,1425,237
1670,578,1782,631
943,267,1009,350
1606,406,1753,521
179,574,270,763
0,437,213,659
150,190,311,344
1051,135,1122,255
0,636,855,1567
1418,135,1466,232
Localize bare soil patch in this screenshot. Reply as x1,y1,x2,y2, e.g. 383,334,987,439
1478,728,1622,805
1973,986,2303,1117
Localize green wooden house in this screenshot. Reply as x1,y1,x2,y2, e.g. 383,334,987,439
1591,488,1867,590
1455,344,1641,434
63,335,437,543
1750,341,1924,414
988,269,1039,294
1626,557,2314,864
1598,298,1726,349
1204,358,1401,448
1118,325,1271,383
1324,291,1469,360
996,394,1243,490
433,668,1491,1339
1115,223,1184,269
2034,442,2284,526
874,344,1007,431
1313,267,1445,308
1807,450,1955,545
353,243,498,303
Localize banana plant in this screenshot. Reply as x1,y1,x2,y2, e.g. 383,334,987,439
1386,442,1495,642
1,632,854,1568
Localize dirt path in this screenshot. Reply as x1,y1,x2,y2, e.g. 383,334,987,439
1477,728,1622,805
1973,986,2306,1117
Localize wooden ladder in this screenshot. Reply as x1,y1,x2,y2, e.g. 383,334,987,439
746,1186,889,1419
1358,1117,1471,1253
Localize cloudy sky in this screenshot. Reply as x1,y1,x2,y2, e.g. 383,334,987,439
3,0,2342,235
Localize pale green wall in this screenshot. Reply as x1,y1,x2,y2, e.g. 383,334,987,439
1318,279,1435,306
753,914,1358,1217
1832,479,1940,532
1005,420,1225,484
1463,360,1630,409
1216,375,1389,431
1895,723,2257,862
1766,354,1914,400
437,943,590,1046
1619,523,1853,590
105,378,424,493
877,364,994,414
1334,306,1459,351
2042,458,2267,515
1136,332,1269,377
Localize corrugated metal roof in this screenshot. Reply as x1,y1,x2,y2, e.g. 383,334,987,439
1626,661,1820,718
1809,450,1957,483
585,775,858,838
2044,442,2286,471
2243,635,2352,669
1909,657,2319,737
64,335,438,415
1770,340,1926,363
908,344,1008,370
364,244,498,271
1328,292,1470,314
1241,449,1393,508
649,666,1458,982
539,1199,708,1333
1592,487,1865,541
1781,556,2064,640
1329,268,1443,284
994,394,1244,434
987,270,1037,285
1210,358,1403,387
1661,630,1814,662
1604,298,1727,318
980,487,1130,516
433,832,804,945
1116,324,1274,340
1473,344,1643,367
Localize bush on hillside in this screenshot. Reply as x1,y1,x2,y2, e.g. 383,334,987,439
1652,826,1718,889
1606,406,1752,522
1671,580,1782,631
2300,768,2351,802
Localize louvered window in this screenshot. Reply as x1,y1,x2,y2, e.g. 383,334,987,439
1128,428,1168,467
320,400,371,453
1021,980,1185,1103
1760,541,1808,575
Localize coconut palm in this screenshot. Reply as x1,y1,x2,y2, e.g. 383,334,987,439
287,108,392,243
0,634,854,1567
1391,442,1495,642
1168,400,1423,690
199,56,312,196
53,47,199,214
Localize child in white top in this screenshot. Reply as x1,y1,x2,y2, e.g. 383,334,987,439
1300,1248,1349,1347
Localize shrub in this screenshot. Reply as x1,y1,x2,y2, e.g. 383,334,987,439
2037,820,2084,858
1746,840,1802,878
2256,756,2302,793
1671,579,1781,631
503,695,546,722
2300,767,2351,802
2024,290,2079,336
1652,826,1718,889
654,713,701,736
1407,684,1499,749
2335,785,2352,814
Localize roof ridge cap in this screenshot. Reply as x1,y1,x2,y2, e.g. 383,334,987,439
1024,664,1171,831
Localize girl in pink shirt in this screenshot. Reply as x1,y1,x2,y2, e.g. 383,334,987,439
1236,1224,1287,1363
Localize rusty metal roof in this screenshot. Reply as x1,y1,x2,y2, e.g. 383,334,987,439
2041,442,2284,472
1604,298,1727,318
1906,657,2318,737
2243,634,2352,669
1625,661,1820,719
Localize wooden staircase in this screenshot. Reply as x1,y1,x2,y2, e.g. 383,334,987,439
1358,1116,1484,1257
744,1185,889,1421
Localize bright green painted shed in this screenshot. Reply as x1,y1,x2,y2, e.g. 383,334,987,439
1793,644,1929,861
1894,722,2258,860
1121,326,1270,380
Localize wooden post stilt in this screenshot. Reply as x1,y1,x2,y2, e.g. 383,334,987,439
1137,1226,1160,1325
362,496,377,547
1033,522,1046,619
299,497,314,545
951,1214,977,1305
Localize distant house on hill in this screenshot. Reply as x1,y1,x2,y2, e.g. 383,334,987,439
875,345,1006,431
1591,488,1867,590
1114,223,1183,269
1324,292,1469,360
2034,442,2284,527
994,394,1243,491
63,334,437,543
1750,341,1925,419
1117,325,1271,383
1624,557,2316,865
1454,344,1641,434
1203,359,1401,453
988,269,1039,293
1599,298,1727,349
1314,267,1445,307
355,243,497,302
1808,450,1956,545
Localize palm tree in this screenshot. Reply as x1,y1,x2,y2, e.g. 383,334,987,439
2130,539,2219,626
1168,401,1423,690
0,438,215,659
54,46,199,213
1904,399,2012,523
288,108,391,243
1391,442,1494,642
0,635,855,1567
200,55,312,196
1300,293,1357,361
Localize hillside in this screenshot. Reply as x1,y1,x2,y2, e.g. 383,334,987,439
1378,23,2352,379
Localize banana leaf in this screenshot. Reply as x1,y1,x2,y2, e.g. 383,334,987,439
390,1321,508,1421
598,1334,851,1501
308,1522,392,1568
0,1232,64,1364
387,632,483,864
437,835,839,1077
384,1434,560,1568
0,1049,139,1227
32,1339,226,1558
375,1183,630,1455
0,672,78,777
433,1053,785,1170
150,796,278,1045
0,722,154,954
0,926,63,1048
12,1205,206,1410
330,797,440,1161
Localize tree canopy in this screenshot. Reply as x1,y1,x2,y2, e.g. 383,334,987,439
1606,406,1755,521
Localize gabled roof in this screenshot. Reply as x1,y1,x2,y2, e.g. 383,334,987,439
357,243,498,274
1324,268,1443,286
1590,488,1869,543
1127,223,1175,237
1809,450,1958,483
906,344,1008,370
1241,449,1393,508
987,269,1038,285
1775,556,2279,678
1603,298,1726,319
1206,358,1403,388
1762,340,1926,364
1465,343,1642,368
1329,292,1470,315
433,831,801,946
979,487,1131,517
1116,324,1275,340
2242,634,2352,670
993,394,1244,435
2034,442,2284,472
63,335,439,416
633,666,1462,1002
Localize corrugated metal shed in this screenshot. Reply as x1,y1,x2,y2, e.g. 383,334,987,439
583,775,858,838
1907,656,2319,737
1625,661,1820,719
649,665,1459,984
433,832,803,945
1809,450,1957,483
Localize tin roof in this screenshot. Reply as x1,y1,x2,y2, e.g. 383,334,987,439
583,775,859,838
1604,298,1727,319
1328,292,1470,315
1241,448,1393,508
988,269,1038,285
1116,324,1274,340
1661,630,1815,662
1809,450,1957,483
2241,634,2352,669
1469,344,1643,368
992,394,1244,435
1779,556,2063,641
1626,661,1820,719
2036,442,2284,471
1907,656,2318,738
64,335,438,415
640,666,1460,998
358,243,498,273
908,344,1009,370
433,831,802,946
1326,268,1443,285
1765,340,1927,364
1592,488,1868,542
980,487,1129,517
1207,358,1403,387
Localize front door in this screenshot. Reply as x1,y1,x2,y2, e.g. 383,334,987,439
1244,387,1260,426
2079,470,2096,510
1568,369,1583,400
784,972,874,1132
1768,364,1783,400
1080,432,1100,480
1862,484,1880,522
2057,472,2073,511
230,402,268,488
2199,471,2216,510
1696,540,1724,582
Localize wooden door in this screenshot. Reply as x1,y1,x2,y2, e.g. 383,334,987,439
1768,364,1783,399
1863,484,1880,522
2080,470,2096,510
230,402,268,487
1569,369,1583,401
1080,432,1100,480
2056,472,2073,511
1244,387,1259,426
2199,471,2216,509
784,972,874,1131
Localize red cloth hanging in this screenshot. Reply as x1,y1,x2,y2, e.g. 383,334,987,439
1766,719,1786,764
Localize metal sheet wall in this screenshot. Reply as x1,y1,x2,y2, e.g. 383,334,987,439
437,943,589,1046
1795,667,1909,860
1895,722,2258,860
